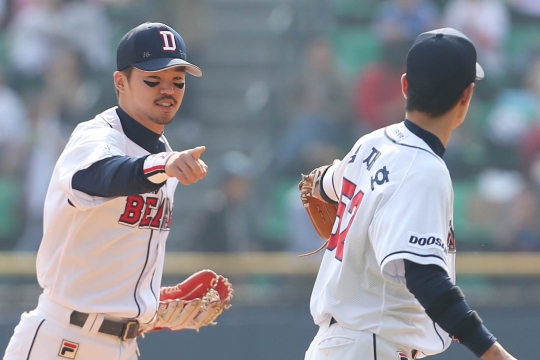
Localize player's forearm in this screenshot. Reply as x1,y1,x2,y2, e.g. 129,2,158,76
404,261,497,357
72,155,164,197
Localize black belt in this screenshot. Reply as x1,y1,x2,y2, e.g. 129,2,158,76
69,311,140,341
329,317,418,360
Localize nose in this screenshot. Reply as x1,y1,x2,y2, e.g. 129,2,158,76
159,83,175,95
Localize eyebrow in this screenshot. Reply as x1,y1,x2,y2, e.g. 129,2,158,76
146,73,185,80
147,66,185,80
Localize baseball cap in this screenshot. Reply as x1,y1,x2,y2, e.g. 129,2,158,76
117,22,202,77
406,28,484,98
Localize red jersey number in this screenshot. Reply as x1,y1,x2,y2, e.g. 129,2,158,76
327,179,364,261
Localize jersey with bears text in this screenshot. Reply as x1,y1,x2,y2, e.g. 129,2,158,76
36,107,178,325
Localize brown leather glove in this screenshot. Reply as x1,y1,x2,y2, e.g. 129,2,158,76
298,165,338,241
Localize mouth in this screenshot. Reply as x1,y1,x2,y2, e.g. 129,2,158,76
155,99,176,111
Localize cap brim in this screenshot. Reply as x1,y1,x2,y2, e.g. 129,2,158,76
132,58,203,77
476,62,484,80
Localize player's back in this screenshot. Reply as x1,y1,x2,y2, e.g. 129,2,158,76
310,121,455,356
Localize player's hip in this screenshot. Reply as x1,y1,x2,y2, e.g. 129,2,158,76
305,317,418,360
36,286,159,324
4,309,138,360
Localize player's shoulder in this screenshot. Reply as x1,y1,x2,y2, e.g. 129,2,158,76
366,122,450,181
67,107,126,149
73,107,122,134
383,122,447,164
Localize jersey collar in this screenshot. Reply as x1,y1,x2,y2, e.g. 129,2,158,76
116,107,164,154
404,119,446,157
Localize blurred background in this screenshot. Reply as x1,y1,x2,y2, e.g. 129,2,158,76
0,0,539,358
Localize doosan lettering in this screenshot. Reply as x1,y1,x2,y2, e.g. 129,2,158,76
409,235,447,250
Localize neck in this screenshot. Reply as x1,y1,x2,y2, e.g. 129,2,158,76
405,110,456,147
118,98,164,135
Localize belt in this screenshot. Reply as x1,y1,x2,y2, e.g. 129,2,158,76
329,317,418,360
69,311,140,341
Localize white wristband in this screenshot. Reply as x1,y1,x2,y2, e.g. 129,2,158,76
322,164,339,202
143,152,176,184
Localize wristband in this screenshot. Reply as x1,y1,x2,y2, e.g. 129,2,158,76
143,152,176,184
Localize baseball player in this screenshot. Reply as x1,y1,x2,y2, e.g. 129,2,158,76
4,22,227,360
301,29,516,360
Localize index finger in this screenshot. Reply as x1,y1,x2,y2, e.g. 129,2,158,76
189,146,206,160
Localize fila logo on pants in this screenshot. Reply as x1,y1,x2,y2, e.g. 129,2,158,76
59,339,79,359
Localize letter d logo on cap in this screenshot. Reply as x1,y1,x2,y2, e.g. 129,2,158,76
159,30,177,51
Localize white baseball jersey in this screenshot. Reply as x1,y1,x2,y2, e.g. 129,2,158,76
36,107,178,325
311,121,457,356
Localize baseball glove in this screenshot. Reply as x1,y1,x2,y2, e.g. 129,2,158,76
298,165,338,256
139,269,233,334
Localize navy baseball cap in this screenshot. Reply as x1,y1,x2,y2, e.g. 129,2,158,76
117,22,202,77
406,28,483,98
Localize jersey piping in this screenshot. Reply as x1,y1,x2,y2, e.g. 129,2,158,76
99,115,113,128
403,119,446,157
134,229,155,318
26,319,45,360
381,251,448,267
383,127,445,165
433,321,445,352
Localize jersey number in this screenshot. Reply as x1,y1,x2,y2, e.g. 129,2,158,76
327,179,364,261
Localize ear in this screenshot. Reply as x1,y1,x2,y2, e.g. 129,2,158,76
461,83,475,105
459,83,475,109
453,83,475,129
114,71,127,94
401,74,408,99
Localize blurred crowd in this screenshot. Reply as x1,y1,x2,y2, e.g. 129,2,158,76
1,0,539,253
0,0,209,251
266,0,540,254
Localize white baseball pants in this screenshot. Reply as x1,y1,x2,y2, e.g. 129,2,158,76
305,317,417,360
4,296,138,360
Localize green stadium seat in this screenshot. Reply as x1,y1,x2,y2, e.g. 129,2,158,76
261,179,298,247
506,24,540,62
0,177,22,241
0,34,8,68
453,178,495,248
467,99,494,136
333,0,379,19
331,26,380,77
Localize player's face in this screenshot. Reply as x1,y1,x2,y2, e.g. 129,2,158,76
122,67,186,132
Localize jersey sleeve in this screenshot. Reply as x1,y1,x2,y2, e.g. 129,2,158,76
321,139,363,202
370,160,452,284
57,124,129,210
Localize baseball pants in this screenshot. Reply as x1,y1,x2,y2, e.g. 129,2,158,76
305,317,417,360
4,296,138,360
